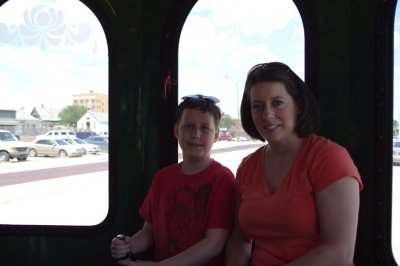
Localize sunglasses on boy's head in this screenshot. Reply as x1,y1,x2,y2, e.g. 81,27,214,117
181,94,220,104
247,62,291,76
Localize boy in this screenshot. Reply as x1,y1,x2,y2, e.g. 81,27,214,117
111,94,235,266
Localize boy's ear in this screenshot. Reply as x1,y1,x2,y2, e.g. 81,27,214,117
173,123,179,139
214,127,220,142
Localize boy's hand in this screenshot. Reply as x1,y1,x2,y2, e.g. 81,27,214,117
111,234,135,261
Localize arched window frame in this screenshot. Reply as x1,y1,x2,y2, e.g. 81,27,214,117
0,0,117,235
375,0,398,265
159,0,319,168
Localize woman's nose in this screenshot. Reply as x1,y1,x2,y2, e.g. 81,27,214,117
262,107,274,119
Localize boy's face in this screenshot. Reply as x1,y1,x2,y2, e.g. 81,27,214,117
174,108,219,163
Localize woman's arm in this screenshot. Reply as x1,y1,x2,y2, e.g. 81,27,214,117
287,177,360,266
225,199,252,266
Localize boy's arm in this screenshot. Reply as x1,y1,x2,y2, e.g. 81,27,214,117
127,221,155,254
158,228,229,266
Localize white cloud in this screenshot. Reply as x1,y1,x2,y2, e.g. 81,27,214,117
0,0,108,108
179,0,304,118
395,31,400,50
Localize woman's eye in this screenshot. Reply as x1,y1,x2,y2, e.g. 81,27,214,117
272,100,283,107
252,104,262,111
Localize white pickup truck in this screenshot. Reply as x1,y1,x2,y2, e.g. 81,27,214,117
0,130,29,162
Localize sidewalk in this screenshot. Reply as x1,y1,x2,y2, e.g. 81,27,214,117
178,140,264,157
178,140,265,174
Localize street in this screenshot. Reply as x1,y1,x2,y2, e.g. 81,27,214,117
0,161,108,186
0,153,109,225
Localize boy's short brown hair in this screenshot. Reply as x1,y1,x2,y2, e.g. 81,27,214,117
176,94,221,126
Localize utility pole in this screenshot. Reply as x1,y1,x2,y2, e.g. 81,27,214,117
225,76,240,120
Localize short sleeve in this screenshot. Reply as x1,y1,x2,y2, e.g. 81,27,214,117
206,170,235,229
308,140,363,193
138,174,158,224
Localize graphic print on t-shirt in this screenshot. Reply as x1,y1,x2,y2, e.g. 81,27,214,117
163,182,212,256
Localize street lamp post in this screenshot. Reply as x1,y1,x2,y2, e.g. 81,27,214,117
225,76,240,120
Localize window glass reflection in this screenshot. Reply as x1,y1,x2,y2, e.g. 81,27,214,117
0,0,108,226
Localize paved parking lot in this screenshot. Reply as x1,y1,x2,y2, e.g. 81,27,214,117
0,153,109,225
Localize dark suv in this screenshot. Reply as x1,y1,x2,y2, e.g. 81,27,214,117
76,131,98,139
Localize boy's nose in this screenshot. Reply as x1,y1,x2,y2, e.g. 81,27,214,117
191,128,201,138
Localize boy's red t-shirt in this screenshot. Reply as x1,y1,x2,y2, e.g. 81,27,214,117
139,160,235,265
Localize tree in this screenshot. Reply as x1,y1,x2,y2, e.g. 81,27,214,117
58,105,87,128
220,114,236,130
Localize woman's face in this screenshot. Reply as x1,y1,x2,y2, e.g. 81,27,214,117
250,81,298,144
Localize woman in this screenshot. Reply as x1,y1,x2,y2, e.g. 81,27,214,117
225,62,363,266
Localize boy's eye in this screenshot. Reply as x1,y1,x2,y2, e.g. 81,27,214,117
183,124,192,129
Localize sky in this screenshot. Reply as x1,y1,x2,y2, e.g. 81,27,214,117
0,0,398,121
0,0,108,110
179,0,304,118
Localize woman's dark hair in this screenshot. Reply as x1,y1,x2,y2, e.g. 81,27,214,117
241,62,320,142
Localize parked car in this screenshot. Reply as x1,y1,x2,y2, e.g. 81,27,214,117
62,138,101,155
218,132,232,141
394,141,400,165
86,136,108,153
0,130,29,162
29,138,84,157
95,131,108,136
76,131,98,140
37,130,76,140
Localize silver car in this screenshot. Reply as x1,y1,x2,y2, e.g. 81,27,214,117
394,141,400,165
62,138,101,155
29,139,85,157
86,136,109,153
